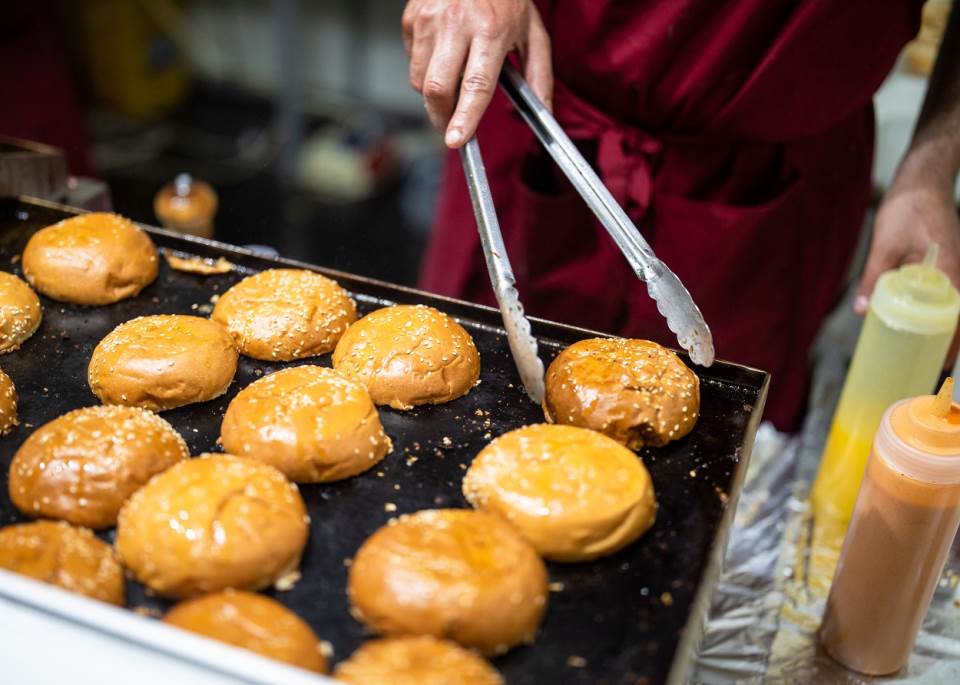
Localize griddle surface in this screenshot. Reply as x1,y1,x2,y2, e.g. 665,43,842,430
0,198,766,684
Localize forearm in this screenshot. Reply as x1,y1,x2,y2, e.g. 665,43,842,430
904,0,960,190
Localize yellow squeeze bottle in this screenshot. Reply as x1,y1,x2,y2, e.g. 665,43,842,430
812,245,960,525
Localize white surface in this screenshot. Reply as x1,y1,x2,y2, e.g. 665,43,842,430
0,570,336,685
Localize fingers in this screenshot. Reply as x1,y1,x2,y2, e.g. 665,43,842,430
524,13,554,111
445,38,506,148
421,28,471,131
401,3,415,56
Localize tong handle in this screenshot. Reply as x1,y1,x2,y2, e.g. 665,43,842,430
460,137,546,402
498,63,658,279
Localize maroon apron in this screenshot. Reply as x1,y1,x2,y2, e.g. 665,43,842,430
420,0,923,430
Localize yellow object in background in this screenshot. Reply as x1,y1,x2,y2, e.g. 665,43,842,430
904,0,952,75
812,245,960,525
74,0,189,120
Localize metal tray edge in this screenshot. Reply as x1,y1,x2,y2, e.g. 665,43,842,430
666,372,771,685
0,569,337,685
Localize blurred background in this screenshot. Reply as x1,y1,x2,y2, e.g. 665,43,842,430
1,0,436,285
0,0,951,288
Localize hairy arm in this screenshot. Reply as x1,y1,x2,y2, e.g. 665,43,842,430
856,2,960,316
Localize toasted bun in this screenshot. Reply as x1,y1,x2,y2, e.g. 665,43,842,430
116,453,308,599
22,212,158,305
88,315,238,411
348,509,547,655
464,424,657,561
164,590,327,673
220,365,391,483
0,367,17,434
9,406,189,528
0,520,124,605
335,636,503,685
212,269,357,361
0,272,41,353
333,305,480,410
543,338,699,448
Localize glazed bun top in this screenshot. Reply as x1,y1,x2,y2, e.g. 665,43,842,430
9,405,189,528
333,304,480,410
164,590,328,673
22,212,158,305
335,636,503,685
348,508,548,655
543,337,699,448
0,520,125,605
0,367,17,434
219,365,391,483
463,423,657,561
88,315,238,411
115,453,309,599
0,271,41,353
212,269,357,361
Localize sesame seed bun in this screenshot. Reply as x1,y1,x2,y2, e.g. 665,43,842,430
348,509,548,655
212,269,357,361
335,636,503,685
115,453,309,599
88,315,238,411
0,367,17,434
0,272,41,353
22,212,158,305
9,406,189,528
220,365,391,483
0,520,124,605
332,305,480,410
543,338,700,448
463,424,657,562
164,590,328,673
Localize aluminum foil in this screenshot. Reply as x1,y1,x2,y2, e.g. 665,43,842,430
691,300,960,684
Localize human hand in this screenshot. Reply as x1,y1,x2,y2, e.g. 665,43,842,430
402,0,552,148
856,151,960,362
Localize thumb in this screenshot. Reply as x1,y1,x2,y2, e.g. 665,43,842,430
854,238,899,315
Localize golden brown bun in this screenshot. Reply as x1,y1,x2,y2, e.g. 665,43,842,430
464,424,657,562
22,212,158,305
0,367,18,434
153,178,218,237
116,453,309,599
164,590,327,673
88,315,238,411
0,520,124,605
332,305,480,410
544,337,699,448
220,365,391,483
348,509,547,655
0,272,41,353
335,636,503,685
9,406,189,528
212,269,357,361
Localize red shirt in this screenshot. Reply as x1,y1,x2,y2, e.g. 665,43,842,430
421,0,923,430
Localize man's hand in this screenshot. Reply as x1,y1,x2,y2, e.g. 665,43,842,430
402,0,552,148
856,153,960,316
856,0,960,369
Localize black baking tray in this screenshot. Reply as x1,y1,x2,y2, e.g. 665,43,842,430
0,197,768,685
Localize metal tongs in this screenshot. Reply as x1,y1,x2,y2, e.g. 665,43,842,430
499,63,715,368
459,64,716,404
460,137,546,404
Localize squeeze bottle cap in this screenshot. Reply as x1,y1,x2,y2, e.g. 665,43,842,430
890,377,960,457
870,244,960,335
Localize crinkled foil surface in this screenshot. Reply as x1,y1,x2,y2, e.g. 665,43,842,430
692,304,960,684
